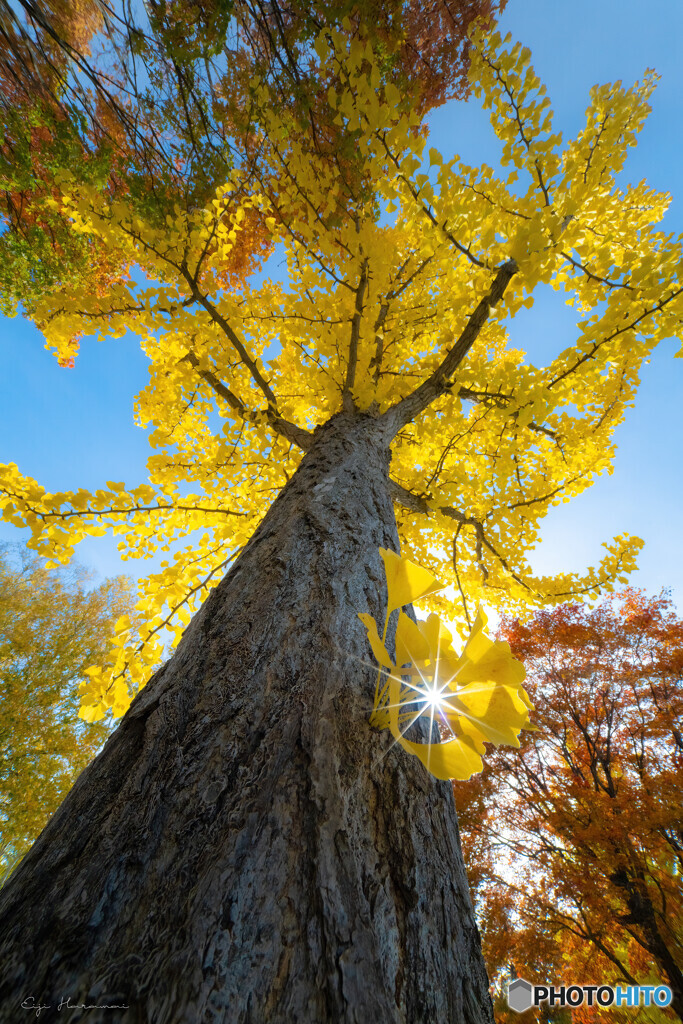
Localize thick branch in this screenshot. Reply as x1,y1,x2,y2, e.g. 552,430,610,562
183,352,313,451
181,268,280,410
380,259,518,435
375,130,487,270
184,351,249,418
343,258,368,412
388,479,430,514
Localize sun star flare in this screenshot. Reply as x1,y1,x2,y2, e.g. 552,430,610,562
359,548,534,780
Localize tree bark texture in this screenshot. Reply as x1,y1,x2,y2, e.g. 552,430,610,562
0,413,494,1024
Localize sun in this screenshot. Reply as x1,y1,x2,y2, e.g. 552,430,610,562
401,662,460,739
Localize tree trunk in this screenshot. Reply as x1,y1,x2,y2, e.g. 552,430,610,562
611,868,683,1020
0,413,493,1024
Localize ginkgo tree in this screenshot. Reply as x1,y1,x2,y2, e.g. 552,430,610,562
1,12,682,1023
2,32,665,719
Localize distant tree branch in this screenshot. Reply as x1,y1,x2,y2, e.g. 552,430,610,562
548,284,683,390
389,478,535,594
180,270,280,410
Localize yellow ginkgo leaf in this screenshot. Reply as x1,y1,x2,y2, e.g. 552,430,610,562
416,612,454,663
79,703,106,723
379,547,444,616
358,612,393,668
400,731,485,782
452,640,527,689
455,715,489,751
395,611,431,669
452,607,492,665
111,678,131,719
449,608,527,690
447,681,530,747
387,674,483,781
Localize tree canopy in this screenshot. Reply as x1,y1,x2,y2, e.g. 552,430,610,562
0,545,136,883
1,8,682,735
0,0,502,323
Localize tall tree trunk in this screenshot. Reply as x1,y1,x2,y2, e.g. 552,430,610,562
0,413,493,1024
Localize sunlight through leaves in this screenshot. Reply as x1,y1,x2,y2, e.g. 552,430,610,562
359,548,534,780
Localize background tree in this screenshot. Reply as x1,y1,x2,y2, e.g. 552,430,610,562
0,7,682,1023
0,544,135,884
456,591,683,1021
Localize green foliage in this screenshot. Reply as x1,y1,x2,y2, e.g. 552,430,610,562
0,100,115,317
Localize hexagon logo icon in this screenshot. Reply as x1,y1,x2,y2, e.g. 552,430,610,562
507,978,534,1013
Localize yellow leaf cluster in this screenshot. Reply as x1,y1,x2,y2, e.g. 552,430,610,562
359,549,532,780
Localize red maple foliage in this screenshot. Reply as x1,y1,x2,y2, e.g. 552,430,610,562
455,590,683,1022
0,0,505,333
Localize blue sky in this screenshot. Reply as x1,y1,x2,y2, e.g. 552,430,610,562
1,0,682,608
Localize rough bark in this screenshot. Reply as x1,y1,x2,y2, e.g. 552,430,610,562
0,412,494,1024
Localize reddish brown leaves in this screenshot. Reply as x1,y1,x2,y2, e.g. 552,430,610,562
455,591,683,1020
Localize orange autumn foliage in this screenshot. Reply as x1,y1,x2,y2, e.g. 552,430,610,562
0,0,504,325
455,590,683,1022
